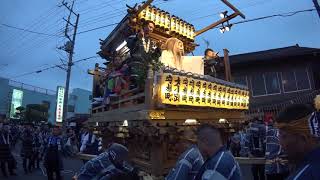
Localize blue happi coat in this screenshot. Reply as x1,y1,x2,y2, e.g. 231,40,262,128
265,126,288,175
194,146,241,180
77,152,124,180
286,147,320,180
166,145,204,180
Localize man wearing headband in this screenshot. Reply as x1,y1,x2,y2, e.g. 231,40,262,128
276,103,320,180
166,129,204,180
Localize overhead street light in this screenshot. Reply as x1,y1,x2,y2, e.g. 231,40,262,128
220,11,228,18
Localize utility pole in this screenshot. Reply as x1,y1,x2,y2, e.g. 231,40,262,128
313,0,320,18
60,0,80,123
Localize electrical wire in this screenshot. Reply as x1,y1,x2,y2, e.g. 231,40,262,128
1,23,63,37
9,55,99,79
77,22,119,34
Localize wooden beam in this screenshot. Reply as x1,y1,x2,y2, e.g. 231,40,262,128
195,12,238,37
221,0,245,19
223,49,232,81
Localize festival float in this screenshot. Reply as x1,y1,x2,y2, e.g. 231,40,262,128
87,0,248,177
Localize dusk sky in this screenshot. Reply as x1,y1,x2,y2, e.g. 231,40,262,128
0,0,319,92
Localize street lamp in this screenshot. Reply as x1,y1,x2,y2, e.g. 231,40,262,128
220,11,228,18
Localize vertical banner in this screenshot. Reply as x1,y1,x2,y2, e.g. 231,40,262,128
56,86,65,123
10,89,24,118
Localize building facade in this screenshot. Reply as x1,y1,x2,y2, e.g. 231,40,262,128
67,88,92,118
0,77,56,124
0,77,92,124
229,45,320,119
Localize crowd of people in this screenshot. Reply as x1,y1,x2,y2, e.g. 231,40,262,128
1,102,319,180
74,103,320,180
0,122,102,179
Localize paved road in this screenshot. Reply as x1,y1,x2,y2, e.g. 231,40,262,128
3,141,254,179
2,140,83,180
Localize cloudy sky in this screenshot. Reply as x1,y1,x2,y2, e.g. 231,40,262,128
0,0,319,92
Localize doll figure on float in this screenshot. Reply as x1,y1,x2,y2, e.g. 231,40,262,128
159,37,184,71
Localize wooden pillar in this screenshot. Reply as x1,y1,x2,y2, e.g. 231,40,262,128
145,64,154,109
150,140,164,176
223,49,232,82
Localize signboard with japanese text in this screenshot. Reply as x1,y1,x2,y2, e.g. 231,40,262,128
160,73,249,109
55,86,65,123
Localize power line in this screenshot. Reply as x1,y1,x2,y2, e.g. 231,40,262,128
231,9,316,26
9,56,99,79
1,23,63,37
77,22,119,34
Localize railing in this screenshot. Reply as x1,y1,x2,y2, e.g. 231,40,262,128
245,89,320,119
9,80,56,96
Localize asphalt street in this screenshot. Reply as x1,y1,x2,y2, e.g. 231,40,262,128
3,141,254,180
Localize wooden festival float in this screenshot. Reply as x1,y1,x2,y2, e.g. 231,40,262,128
87,0,248,177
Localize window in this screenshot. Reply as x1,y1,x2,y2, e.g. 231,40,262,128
281,68,310,93
265,72,280,94
234,76,248,86
251,72,281,97
251,75,266,96
89,95,93,101
70,95,77,101
68,105,75,112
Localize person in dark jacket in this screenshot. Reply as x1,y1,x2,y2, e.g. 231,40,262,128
195,124,241,180
276,103,320,180
43,126,63,180
32,127,42,169
0,123,16,177
21,123,34,174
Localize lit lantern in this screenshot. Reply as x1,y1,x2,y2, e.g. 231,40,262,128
138,5,146,21
175,17,180,35
150,6,156,23
145,6,151,21
190,25,195,40
155,8,161,27
165,12,170,30
179,19,184,36
171,16,177,34
160,11,165,28
182,22,187,38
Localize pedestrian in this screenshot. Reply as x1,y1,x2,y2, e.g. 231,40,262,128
247,118,266,180
276,103,320,180
76,143,136,180
32,127,42,169
0,123,16,177
43,126,63,180
194,124,241,180
21,123,34,174
80,128,99,155
265,122,289,180
166,129,204,180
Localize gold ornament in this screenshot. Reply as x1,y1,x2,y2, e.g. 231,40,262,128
315,95,320,111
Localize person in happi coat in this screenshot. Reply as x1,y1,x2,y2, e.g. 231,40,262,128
43,126,63,180
76,143,136,180
194,124,241,180
264,122,289,180
275,100,320,180
166,129,204,180
20,123,34,174
0,123,16,177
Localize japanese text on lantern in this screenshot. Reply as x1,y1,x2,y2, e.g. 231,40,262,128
160,73,249,109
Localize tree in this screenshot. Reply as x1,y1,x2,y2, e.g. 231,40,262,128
14,106,26,120
25,104,49,123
